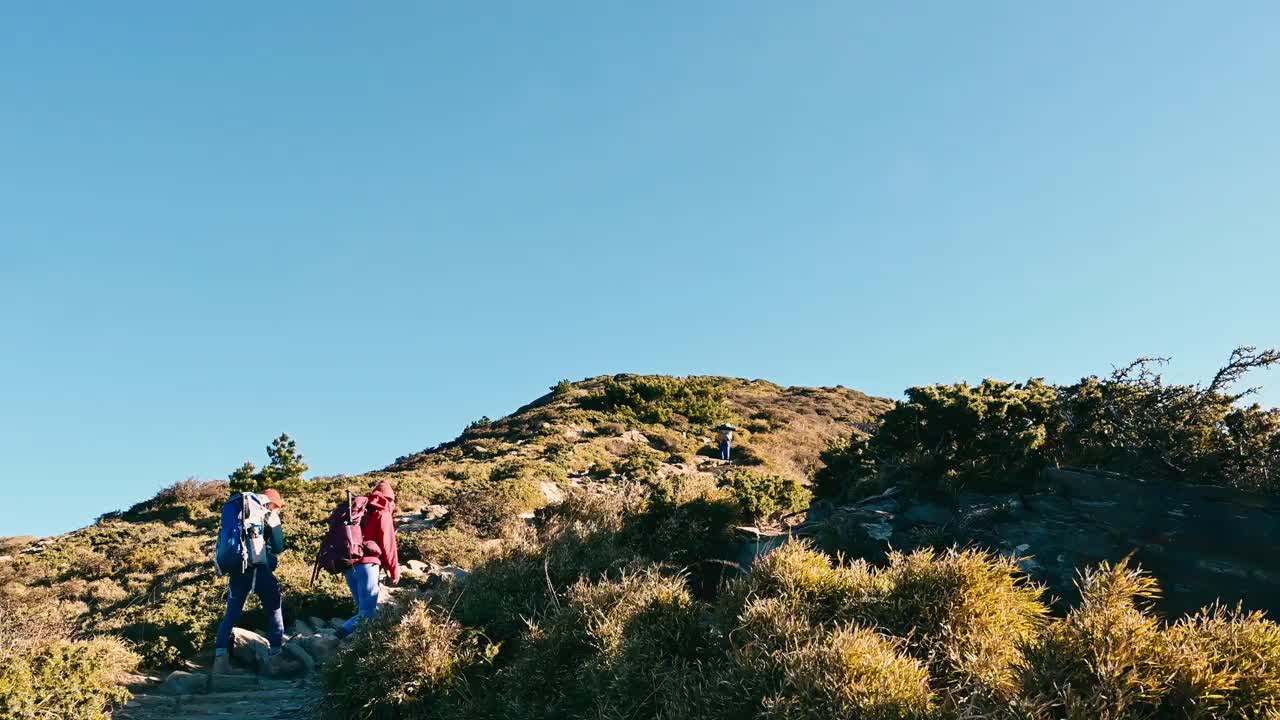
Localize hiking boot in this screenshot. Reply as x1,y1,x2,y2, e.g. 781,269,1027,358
212,654,235,675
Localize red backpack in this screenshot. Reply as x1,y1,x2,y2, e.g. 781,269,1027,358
311,491,368,585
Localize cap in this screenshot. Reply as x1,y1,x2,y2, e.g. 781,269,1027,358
261,488,285,508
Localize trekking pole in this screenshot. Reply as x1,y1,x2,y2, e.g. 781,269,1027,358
347,489,354,525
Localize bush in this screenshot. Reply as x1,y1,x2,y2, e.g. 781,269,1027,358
619,443,664,479
766,626,936,720
1158,604,1280,719
872,548,1047,703
497,567,714,718
0,638,139,720
322,601,487,720
449,480,542,538
1016,558,1165,720
399,527,494,569
720,469,812,523
818,347,1280,499
588,375,729,426
153,477,229,507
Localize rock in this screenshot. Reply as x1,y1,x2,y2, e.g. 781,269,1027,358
540,481,566,504
901,502,954,526
156,670,201,696
288,618,314,636
328,617,347,631
280,642,316,675
268,651,307,678
619,429,650,445
0,555,12,563
230,627,270,672
406,559,431,574
422,504,449,523
428,565,468,589
299,634,340,665
307,616,327,633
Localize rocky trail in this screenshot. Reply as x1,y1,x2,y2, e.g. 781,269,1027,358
113,563,461,720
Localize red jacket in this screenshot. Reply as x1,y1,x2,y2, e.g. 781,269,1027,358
358,487,400,584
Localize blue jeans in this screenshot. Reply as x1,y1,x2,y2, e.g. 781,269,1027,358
719,440,731,461
340,563,381,637
214,562,284,654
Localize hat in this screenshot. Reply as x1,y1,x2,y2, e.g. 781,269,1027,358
261,488,285,508
372,480,395,500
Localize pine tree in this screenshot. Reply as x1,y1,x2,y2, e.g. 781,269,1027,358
262,433,308,493
228,461,261,494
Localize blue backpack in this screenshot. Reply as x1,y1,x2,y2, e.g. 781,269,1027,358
214,492,274,576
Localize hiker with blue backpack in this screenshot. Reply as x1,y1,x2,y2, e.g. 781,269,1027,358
212,488,286,674
311,479,400,639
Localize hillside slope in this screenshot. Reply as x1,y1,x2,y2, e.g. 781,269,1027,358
0,374,890,673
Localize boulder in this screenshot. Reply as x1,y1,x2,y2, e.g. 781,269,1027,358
428,565,468,589
299,634,341,666
288,618,314,637
406,559,431,574
155,670,202,696
539,481,566,504
328,617,347,631
277,642,315,676
306,616,328,633
229,627,270,672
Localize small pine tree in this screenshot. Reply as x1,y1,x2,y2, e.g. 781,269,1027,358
262,433,308,493
228,461,261,494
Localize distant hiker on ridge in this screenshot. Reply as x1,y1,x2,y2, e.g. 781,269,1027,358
717,424,735,461
313,480,400,639
212,488,286,674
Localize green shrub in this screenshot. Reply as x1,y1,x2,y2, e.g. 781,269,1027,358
619,443,664,479
0,638,139,720
588,375,729,426
872,548,1047,703
321,601,486,720
766,626,936,720
1157,604,1280,719
492,566,718,720
816,347,1280,499
1015,558,1164,720
449,480,542,539
720,469,812,522
399,527,494,569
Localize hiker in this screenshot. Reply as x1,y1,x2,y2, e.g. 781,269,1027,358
212,488,286,674
717,424,735,461
338,480,400,638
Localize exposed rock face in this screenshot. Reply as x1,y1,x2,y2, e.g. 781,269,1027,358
804,469,1280,617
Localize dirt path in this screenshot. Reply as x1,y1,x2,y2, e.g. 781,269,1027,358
114,668,321,720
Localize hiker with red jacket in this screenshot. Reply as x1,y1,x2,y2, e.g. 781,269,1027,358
337,480,400,638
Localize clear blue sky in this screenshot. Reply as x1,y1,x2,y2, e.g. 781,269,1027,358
2,2,1277,537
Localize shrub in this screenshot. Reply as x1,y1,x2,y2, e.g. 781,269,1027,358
493,566,717,719
872,548,1048,703
588,375,729,426
153,477,229,507
449,480,541,538
720,469,812,523
766,626,936,720
321,601,486,720
1016,558,1164,720
399,527,494,569
0,638,139,720
1157,604,1280,719
619,443,664,479
816,347,1280,499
